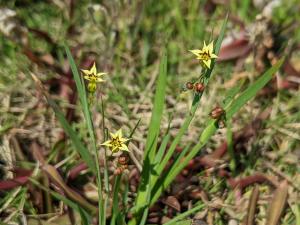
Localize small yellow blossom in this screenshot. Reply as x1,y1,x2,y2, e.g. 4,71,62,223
101,129,129,153
81,62,106,92
190,41,218,69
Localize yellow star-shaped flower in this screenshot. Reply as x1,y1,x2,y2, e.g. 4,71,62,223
81,62,106,92
101,129,129,153
190,41,218,69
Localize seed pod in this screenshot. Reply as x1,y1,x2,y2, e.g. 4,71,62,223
114,167,123,175
194,82,205,92
210,106,224,119
118,156,128,165
186,82,194,90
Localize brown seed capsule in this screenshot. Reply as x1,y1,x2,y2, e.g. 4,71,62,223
118,156,128,165
114,167,123,175
210,106,225,119
186,82,194,90
194,82,205,92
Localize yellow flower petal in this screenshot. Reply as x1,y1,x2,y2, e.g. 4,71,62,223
120,137,129,143
120,144,129,152
81,69,92,75
96,77,104,82
91,62,97,75
210,53,218,59
115,129,123,138
203,59,211,69
110,132,117,139
101,140,112,147
84,75,92,81
207,41,214,54
189,49,201,56
97,72,106,76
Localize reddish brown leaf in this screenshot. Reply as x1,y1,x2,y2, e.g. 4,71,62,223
218,37,252,62
0,175,30,190
68,162,88,180
228,173,278,190
163,196,181,212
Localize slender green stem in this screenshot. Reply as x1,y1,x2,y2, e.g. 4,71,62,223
100,94,109,225
110,175,121,225
226,118,236,173
155,92,202,175
92,128,103,225
101,95,109,193
163,203,205,225
85,94,103,225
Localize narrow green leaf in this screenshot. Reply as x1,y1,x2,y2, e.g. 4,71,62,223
110,175,122,225
30,178,93,222
163,203,205,225
226,118,235,172
129,50,168,224
145,50,168,159
46,97,96,173
64,45,85,107
226,58,284,118
154,134,170,167
151,144,190,203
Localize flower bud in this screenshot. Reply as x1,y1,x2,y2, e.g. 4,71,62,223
194,82,205,92
186,82,194,90
210,106,224,119
114,167,123,175
118,156,128,165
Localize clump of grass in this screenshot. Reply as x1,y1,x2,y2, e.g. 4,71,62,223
28,14,286,225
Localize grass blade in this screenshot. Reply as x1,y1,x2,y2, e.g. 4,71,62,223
30,178,93,224
244,185,260,225
110,175,122,225
154,134,170,167
266,180,288,225
129,49,168,224
31,73,96,173
163,203,205,225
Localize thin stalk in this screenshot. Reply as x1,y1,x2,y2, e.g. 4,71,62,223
226,118,236,173
156,93,202,175
110,175,122,225
100,94,109,225
163,203,205,225
101,95,109,193
85,90,103,225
